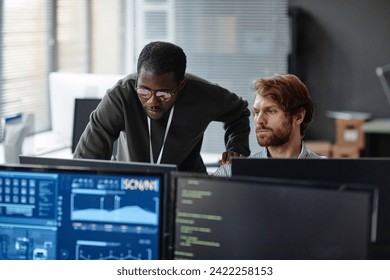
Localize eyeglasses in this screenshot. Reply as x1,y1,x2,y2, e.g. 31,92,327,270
136,87,178,102
135,80,179,102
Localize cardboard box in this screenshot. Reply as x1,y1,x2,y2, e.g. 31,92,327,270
335,118,365,150
332,144,360,158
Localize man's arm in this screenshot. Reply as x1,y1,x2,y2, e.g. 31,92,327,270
217,91,251,157
219,151,246,165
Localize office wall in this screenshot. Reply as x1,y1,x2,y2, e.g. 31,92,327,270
289,0,390,141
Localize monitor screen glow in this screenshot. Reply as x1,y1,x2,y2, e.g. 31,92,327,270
0,163,173,260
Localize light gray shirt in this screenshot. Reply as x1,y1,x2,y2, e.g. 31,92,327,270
213,142,326,177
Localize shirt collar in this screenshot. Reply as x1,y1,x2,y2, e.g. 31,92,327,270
257,141,307,158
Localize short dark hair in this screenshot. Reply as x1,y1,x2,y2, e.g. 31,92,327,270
252,74,314,137
137,41,187,83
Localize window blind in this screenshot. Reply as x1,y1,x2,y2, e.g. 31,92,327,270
57,0,88,72
90,0,122,74
0,0,51,133
0,0,289,154
134,0,290,153
56,0,123,74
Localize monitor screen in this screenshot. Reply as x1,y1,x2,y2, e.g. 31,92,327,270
19,156,176,198
56,168,162,260
170,173,374,260
231,158,390,254
0,163,173,260
0,168,58,260
71,98,101,153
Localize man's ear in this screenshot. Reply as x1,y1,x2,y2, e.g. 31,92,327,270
294,108,306,125
179,78,187,90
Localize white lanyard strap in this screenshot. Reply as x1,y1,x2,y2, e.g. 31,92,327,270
147,105,175,164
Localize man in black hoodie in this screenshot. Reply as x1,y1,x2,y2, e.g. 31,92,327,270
74,41,250,172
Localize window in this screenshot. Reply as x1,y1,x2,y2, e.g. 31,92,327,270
0,0,51,133
56,0,123,74
133,0,290,153
56,0,88,73
1,0,289,154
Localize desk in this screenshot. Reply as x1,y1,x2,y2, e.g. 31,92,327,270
363,118,390,157
0,130,72,164
1,131,221,173
364,118,390,134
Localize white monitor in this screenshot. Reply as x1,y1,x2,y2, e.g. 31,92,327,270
49,72,124,149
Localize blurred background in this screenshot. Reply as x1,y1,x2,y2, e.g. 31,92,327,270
0,0,390,161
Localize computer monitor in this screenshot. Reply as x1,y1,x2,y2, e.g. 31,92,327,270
231,158,390,256
0,166,59,260
0,163,174,260
19,156,176,192
49,72,123,148
170,172,375,260
71,98,101,153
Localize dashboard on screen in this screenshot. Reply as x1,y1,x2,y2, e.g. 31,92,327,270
0,164,173,260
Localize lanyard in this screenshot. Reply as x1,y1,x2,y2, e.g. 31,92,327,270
147,106,175,164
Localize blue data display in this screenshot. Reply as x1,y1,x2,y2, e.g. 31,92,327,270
0,168,164,260
57,173,162,260
0,171,58,260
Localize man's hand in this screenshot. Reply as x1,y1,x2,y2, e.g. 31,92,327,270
219,151,245,165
